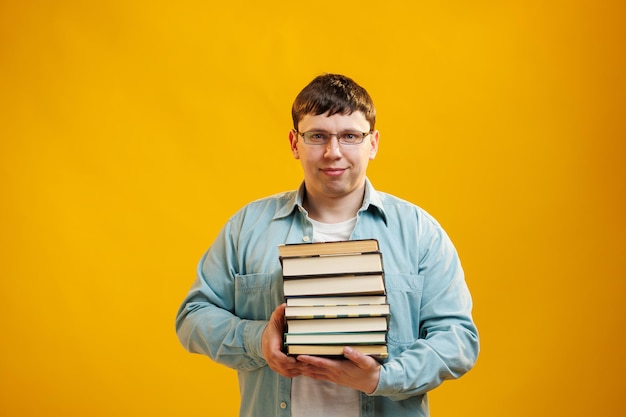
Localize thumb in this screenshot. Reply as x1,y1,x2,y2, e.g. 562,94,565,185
343,346,374,369
271,303,286,328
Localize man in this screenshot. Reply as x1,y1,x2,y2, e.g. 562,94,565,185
176,73,479,417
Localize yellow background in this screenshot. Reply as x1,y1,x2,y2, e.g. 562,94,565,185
1,1,625,416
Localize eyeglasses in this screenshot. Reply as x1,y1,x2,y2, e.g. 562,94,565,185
296,130,371,145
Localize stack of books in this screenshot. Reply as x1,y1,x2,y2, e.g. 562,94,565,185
278,239,389,358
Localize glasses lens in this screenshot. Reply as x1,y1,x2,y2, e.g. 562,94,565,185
338,132,365,144
302,132,329,144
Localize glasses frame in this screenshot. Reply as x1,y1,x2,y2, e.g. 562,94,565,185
295,130,372,145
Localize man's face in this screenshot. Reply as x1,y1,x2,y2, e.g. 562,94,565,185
289,111,379,202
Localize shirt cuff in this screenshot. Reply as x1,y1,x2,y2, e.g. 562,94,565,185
243,319,268,362
369,361,408,401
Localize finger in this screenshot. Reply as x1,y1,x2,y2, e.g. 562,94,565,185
273,303,286,320
269,347,297,364
295,354,335,368
281,357,311,376
268,355,305,377
343,346,376,369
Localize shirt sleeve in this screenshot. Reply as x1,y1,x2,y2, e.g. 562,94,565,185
175,219,268,371
372,218,479,400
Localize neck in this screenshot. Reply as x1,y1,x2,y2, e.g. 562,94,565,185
303,186,365,224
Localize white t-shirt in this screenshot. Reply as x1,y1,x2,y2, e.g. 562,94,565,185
290,216,360,417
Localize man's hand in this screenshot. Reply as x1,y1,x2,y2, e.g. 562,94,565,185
296,346,382,394
262,304,309,378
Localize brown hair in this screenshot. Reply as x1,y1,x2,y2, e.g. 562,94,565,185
291,74,376,131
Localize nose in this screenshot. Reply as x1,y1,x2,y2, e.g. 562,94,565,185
324,136,342,158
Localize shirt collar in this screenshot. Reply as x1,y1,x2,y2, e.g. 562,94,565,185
273,177,387,224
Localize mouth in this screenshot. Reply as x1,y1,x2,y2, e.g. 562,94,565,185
321,168,347,177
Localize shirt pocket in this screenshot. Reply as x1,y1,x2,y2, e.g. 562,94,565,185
385,273,425,347
234,272,280,320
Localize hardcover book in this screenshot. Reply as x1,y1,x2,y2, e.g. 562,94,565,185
284,303,390,320
278,238,379,258
281,252,383,277
286,344,388,358
286,295,388,307
286,316,389,334
283,274,385,297
284,331,387,345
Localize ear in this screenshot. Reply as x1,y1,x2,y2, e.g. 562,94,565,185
368,130,380,160
289,130,300,159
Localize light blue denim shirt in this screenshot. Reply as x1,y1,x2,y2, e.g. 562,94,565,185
176,178,479,417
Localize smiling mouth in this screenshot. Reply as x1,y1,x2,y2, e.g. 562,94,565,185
321,168,346,176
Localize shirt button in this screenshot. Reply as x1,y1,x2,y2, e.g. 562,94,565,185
302,236,310,242
280,402,287,409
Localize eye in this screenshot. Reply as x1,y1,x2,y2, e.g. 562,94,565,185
339,132,362,142
303,132,330,143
